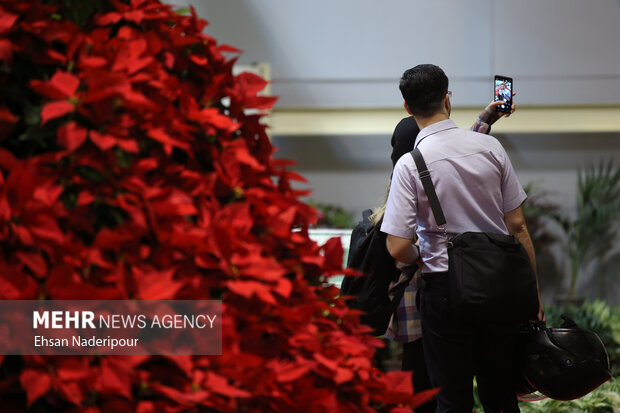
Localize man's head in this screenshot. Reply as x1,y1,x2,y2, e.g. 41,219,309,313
399,64,449,118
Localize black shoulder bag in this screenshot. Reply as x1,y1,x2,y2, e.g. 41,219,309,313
411,148,539,323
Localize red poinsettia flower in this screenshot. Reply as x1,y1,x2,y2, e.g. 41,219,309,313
30,70,81,124
0,6,18,62
0,0,423,411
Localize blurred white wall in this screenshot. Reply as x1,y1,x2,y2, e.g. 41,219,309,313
193,0,620,108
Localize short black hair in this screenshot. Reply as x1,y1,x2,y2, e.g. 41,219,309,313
399,64,449,117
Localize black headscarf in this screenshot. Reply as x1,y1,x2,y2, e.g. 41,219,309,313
390,116,420,168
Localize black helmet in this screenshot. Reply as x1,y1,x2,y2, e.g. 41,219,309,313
517,315,611,401
514,372,546,402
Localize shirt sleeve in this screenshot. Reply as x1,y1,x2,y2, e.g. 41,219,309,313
498,147,527,213
380,158,418,239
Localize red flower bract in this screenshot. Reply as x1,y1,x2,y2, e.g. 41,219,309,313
0,0,421,411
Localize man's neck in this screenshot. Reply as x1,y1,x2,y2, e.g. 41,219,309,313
413,113,450,130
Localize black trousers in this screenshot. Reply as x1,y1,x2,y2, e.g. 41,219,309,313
420,272,520,413
402,338,436,413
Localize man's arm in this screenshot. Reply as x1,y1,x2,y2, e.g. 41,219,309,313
504,205,545,321
471,99,516,134
504,206,536,271
386,234,418,265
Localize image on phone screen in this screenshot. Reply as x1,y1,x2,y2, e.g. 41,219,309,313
494,76,512,113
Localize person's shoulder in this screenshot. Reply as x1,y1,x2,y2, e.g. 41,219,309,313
393,149,417,175
459,129,507,155
466,128,502,146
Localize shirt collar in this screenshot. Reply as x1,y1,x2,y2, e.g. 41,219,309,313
414,119,458,148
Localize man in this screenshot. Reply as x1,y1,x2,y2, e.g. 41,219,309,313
380,64,543,413
386,97,517,413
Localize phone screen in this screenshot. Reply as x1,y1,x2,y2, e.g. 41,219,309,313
494,76,512,113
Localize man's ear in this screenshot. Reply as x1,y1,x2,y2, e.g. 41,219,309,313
403,101,412,115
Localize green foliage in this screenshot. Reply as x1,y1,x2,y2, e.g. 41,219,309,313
552,160,620,296
310,201,355,229
474,378,620,413
522,181,563,239
518,377,620,413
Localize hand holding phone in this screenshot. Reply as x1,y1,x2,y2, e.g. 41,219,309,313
494,75,513,113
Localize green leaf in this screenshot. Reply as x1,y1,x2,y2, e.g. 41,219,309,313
77,165,105,183
115,147,132,168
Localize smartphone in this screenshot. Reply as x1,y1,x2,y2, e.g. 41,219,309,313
494,75,513,113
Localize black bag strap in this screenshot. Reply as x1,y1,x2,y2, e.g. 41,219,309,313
411,148,447,227
389,270,416,296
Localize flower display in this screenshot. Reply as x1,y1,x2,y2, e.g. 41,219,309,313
0,0,433,411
